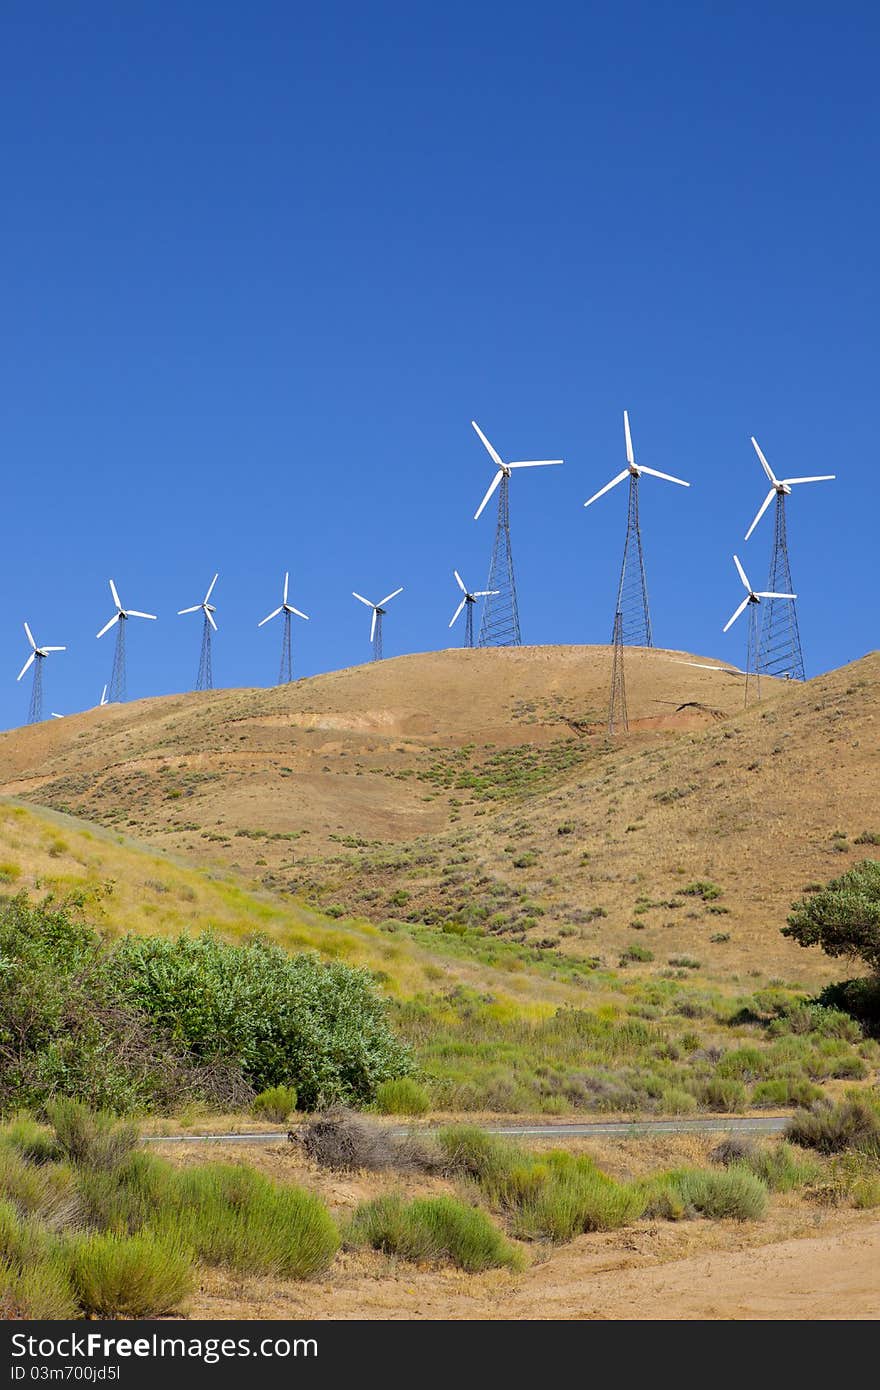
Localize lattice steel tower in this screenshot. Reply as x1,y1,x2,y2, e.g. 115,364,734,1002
608,609,629,734
448,570,498,647
584,411,690,647
179,574,219,691
470,420,563,648
744,437,835,682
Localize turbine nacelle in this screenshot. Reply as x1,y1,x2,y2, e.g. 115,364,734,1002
448,570,499,627
179,574,220,631
257,572,309,627
96,580,157,639
16,622,66,681
353,587,403,643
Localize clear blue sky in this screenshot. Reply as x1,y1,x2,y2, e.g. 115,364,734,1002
1,2,876,727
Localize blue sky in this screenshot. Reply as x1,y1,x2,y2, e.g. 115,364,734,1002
1,2,876,726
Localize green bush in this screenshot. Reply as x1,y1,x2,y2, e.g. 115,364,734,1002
75,1152,176,1235
750,1078,823,1108
783,860,880,970
0,1143,78,1225
112,932,411,1108
48,1100,139,1171
0,1114,61,1165
667,1167,767,1220
733,1142,820,1192
0,1253,77,1319
785,1097,880,1155
252,1085,298,1123
67,1231,194,1317
155,1163,339,1278
697,1078,747,1112
510,1157,644,1241
346,1193,522,1271
716,1047,767,1081
374,1078,430,1116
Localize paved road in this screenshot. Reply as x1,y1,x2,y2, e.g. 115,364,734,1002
145,1115,788,1145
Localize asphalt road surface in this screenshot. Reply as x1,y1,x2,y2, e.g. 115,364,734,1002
145,1115,789,1145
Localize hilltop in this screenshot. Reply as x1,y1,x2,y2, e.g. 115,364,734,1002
0,643,877,987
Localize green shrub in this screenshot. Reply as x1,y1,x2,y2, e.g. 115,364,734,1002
0,1253,77,1319
732,1142,821,1192
667,1167,767,1220
0,1144,78,1225
347,1193,522,1271
697,1078,747,1112
252,1085,298,1123
682,881,723,901
619,944,654,965
374,1078,431,1116
785,1097,880,1155
67,1231,194,1317
47,1100,139,1171
716,1047,767,1081
750,1078,823,1108
511,1158,644,1241
156,1163,339,1278
75,1151,175,1235
111,932,411,1108
0,1114,61,1165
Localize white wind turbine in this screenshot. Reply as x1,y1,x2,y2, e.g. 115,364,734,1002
584,410,690,647
17,623,65,725
470,420,562,647
448,570,498,649
178,573,219,691
352,587,403,662
722,553,795,706
96,579,157,704
257,572,309,684
744,437,835,540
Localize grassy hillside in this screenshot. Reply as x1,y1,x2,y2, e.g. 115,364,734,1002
2,644,875,991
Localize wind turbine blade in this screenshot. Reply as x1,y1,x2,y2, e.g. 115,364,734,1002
43,646,65,653
258,606,283,627
449,598,467,628
289,606,309,620
378,587,403,607
471,420,504,469
474,590,500,597
750,437,778,487
16,653,35,681
206,611,218,631
109,579,122,610
23,622,36,650
100,685,108,705
370,608,377,643
204,573,219,603
283,572,289,604
733,554,751,592
583,469,629,508
352,592,375,608
126,611,157,620
623,411,635,466
756,591,797,600
637,465,690,487
507,459,563,469
177,605,201,615
744,489,776,541
96,615,119,639
474,469,503,520
782,475,836,485
723,597,751,633
454,569,467,593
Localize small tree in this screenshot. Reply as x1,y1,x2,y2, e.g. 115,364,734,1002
783,860,880,970
783,860,880,1033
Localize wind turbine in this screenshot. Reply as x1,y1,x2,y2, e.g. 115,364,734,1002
471,420,562,646
744,436,834,681
722,554,795,706
258,572,308,683
448,570,498,648
179,573,219,691
352,587,403,661
96,580,157,703
16,623,65,725
584,410,689,647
